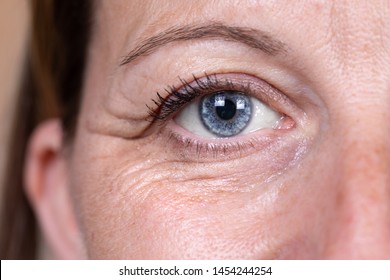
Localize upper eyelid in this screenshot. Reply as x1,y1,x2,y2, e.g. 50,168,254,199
147,73,233,121
147,73,209,120
147,73,294,124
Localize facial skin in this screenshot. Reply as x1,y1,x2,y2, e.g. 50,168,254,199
25,0,390,259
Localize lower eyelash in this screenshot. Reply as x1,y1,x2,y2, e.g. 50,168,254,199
164,127,278,161
168,131,252,159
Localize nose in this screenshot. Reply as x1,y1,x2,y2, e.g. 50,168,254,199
322,104,390,259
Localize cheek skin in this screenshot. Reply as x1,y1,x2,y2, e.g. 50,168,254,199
69,127,321,259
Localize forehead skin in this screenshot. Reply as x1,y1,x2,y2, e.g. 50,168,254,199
68,0,390,259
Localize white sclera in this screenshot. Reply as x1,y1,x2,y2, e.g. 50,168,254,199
175,97,281,138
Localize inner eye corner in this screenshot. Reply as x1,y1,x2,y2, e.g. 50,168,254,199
276,114,296,130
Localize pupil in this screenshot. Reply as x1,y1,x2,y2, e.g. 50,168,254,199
215,98,236,120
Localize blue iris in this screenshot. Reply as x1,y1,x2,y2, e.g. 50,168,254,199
200,91,252,137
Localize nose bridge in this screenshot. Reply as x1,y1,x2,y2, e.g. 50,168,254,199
324,97,390,258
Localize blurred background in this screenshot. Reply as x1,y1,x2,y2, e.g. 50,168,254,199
0,0,29,216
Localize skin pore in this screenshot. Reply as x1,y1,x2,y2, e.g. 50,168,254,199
26,0,390,259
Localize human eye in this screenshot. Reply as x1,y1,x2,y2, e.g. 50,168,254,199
147,73,297,160
176,89,281,138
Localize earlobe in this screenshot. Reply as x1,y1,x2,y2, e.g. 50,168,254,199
24,119,85,259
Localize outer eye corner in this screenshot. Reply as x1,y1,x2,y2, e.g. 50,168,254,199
275,114,296,131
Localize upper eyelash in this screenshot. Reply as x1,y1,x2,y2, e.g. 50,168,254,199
147,73,245,122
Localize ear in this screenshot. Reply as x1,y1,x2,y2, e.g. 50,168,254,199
24,119,85,259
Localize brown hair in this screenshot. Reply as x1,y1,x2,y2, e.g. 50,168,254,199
0,0,92,259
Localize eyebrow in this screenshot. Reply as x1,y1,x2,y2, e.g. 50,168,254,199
120,22,287,66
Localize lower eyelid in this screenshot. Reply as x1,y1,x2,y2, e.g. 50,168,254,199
160,118,293,162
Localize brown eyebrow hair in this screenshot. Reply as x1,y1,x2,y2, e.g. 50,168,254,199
120,22,287,66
